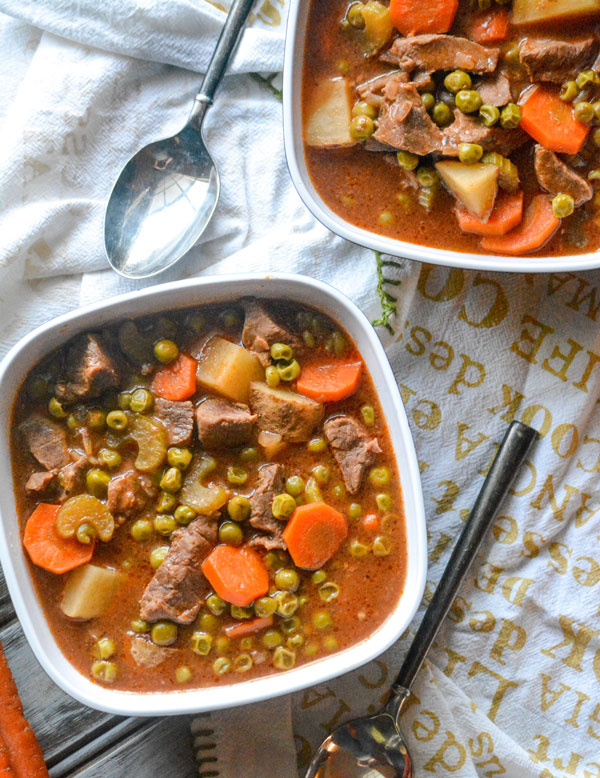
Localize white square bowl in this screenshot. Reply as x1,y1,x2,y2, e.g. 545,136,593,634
282,1,600,274
0,273,426,716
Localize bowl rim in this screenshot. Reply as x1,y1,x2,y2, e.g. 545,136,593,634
0,272,427,716
282,0,600,274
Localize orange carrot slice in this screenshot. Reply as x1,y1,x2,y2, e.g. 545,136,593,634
469,7,510,43
202,546,269,607
390,0,458,36
456,191,523,237
224,616,274,639
296,359,362,403
23,504,94,575
282,502,348,570
520,86,590,155
481,195,560,255
152,353,197,401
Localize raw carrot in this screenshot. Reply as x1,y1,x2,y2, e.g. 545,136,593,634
282,502,348,570
296,359,362,403
23,504,94,575
389,0,458,36
520,86,590,155
481,195,560,255
201,546,269,607
151,353,197,401
468,7,510,44
456,191,524,237
0,641,49,777
224,615,274,639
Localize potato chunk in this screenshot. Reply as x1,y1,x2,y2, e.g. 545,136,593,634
61,564,123,620
436,161,499,222
513,0,600,24
305,79,354,148
197,337,264,403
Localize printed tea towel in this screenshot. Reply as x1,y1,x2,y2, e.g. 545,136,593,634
1,1,600,776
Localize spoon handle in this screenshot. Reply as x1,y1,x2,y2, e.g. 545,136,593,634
191,0,256,120
394,420,538,692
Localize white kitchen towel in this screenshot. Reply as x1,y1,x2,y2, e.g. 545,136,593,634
2,2,600,778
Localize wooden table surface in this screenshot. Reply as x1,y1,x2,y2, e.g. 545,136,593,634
0,568,202,777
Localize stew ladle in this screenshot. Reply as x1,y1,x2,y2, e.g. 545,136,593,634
305,420,538,778
104,0,256,279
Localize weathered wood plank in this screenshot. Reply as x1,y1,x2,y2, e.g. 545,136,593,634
0,568,15,627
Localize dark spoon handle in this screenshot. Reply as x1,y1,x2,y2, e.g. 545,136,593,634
395,420,538,692
191,0,256,121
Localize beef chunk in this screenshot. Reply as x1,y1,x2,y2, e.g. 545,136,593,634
196,398,256,448
19,414,70,471
140,518,217,624
249,382,323,443
248,463,286,550
154,398,194,447
382,34,499,74
56,334,120,403
25,471,55,494
442,110,529,157
534,145,593,206
130,637,174,668
242,299,303,366
474,71,513,107
324,415,381,495
58,455,89,495
374,83,444,156
520,37,597,84
107,470,157,522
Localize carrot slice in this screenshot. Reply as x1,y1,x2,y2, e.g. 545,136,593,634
282,502,348,570
202,546,269,607
481,195,560,256
224,616,274,639
0,641,50,777
456,191,524,237
468,7,510,43
23,504,94,575
520,86,590,155
389,0,458,36
151,353,197,401
296,359,362,403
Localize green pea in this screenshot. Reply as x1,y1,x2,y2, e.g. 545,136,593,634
479,104,500,127
151,620,178,646
352,100,377,119
255,596,277,618
215,636,231,655
231,605,253,620
421,92,435,111
234,653,253,673
287,633,305,650
98,448,122,469
458,143,483,165
150,545,169,569
304,477,323,504
167,447,192,469
502,43,520,67
191,632,213,655
302,330,316,348
275,568,300,592
219,521,243,546
49,397,67,418
577,70,600,90
589,169,600,180
264,550,287,571
175,666,192,684
131,618,150,633
129,388,153,413
270,343,294,361
285,476,305,497
106,410,127,430
118,391,132,410
273,646,296,670
187,312,206,334
304,641,320,658
91,661,118,683
376,493,393,512
331,332,347,355
221,309,242,330
153,514,176,536
360,405,375,425
372,535,393,556
455,90,482,114
560,80,579,102
350,115,375,141
76,523,97,545
66,413,79,431
206,593,227,615
432,102,453,127
277,359,301,382
444,70,471,94
378,211,394,228
262,629,283,648
332,484,346,500
160,467,182,493
213,657,231,675
265,366,281,388
154,339,179,364
86,469,110,497
369,466,390,487
500,103,521,129
350,540,369,558
240,446,258,462
311,570,327,585
552,193,575,219
272,493,296,519
416,166,437,188
174,504,196,525
240,637,255,651
227,466,248,485
348,503,363,519
93,637,116,660
323,636,339,652
156,492,177,513
131,519,153,542
313,611,333,631
574,101,594,124
274,591,299,617
308,437,327,453
347,2,365,28
227,495,251,522
396,150,419,171
312,465,330,485
319,582,340,602
198,612,221,633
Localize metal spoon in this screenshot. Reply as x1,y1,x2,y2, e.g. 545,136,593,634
104,0,255,278
306,420,538,778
